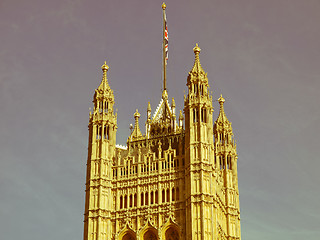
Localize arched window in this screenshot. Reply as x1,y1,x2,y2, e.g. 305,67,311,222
143,230,157,240
165,227,179,240
141,193,144,206
145,192,149,205
155,190,158,204
162,189,165,203
134,194,137,207
123,232,136,240
172,188,175,201
124,195,127,208
129,194,132,208
120,196,123,209
151,191,154,205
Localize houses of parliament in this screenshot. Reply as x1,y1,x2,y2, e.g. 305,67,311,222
83,5,241,240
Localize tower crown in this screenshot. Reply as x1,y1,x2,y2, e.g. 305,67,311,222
91,61,117,129
214,94,235,147
215,94,230,127
129,109,143,141
187,43,208,86
97,61,112,92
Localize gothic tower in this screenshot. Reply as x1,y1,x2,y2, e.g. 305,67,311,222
83,62,117,240
213,95,241,239
184,44,215,239
83,45,241,240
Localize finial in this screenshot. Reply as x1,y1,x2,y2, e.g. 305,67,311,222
162,2,166,9
147,102,151,111
134,109,141,119
218,94,225,104
172,97,175,107
179,110,184,120
193,43,201,54
101,61,109,72
162,89,168,100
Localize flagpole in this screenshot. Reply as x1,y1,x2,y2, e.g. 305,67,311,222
162,2,167,92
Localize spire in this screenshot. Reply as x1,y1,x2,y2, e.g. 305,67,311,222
187,43,208,87
171,97,175,108
98,61,111,91
130,109,143,140
92,61,114,117
179,110,184,120
216,94,229,123
190,43,206,76
215,94,233,136
147,101,151,112
179,110,184,128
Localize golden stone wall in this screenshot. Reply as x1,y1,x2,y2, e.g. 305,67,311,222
83,46,241,240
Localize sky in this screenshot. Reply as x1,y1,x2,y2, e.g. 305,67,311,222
0,0,320,239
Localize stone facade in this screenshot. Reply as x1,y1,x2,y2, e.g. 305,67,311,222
83,45,241,240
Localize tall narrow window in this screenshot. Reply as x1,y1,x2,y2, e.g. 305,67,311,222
120,196,123,209
166,189,170,202
201,108,203,122
129,194,132,208
172,188,175,201
155,190,158,204
141,193,144,206
124,195,127,208
162,189,165,203
97,126,102,139
151,191,154,205
145,192,149,205
134,194,137,207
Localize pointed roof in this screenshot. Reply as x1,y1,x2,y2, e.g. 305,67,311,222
215,94,233,132
151,97,173,124
171,97,175,108
130,109,143,140
147,101,151,112
188,43,208,85
148,90,177,136
216,95,228,122
179,110,184,120
97,61,111,92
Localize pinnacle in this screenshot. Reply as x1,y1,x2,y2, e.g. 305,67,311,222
97,61,111,92
216,94,229,124
190,43,206,78
179,110,184,120
130,109,142,140
147,102,151,112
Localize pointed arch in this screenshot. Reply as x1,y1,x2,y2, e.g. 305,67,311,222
160,218,181,240
117,226,137,240
138,224,158,240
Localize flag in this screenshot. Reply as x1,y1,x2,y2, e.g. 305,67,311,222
164,10,168,65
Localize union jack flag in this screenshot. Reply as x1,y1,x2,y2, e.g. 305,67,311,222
164,11,168,65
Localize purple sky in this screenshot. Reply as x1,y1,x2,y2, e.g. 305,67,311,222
1,0,320,239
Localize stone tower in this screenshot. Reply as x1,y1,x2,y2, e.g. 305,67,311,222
83,62,117,239
83,45,241,240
